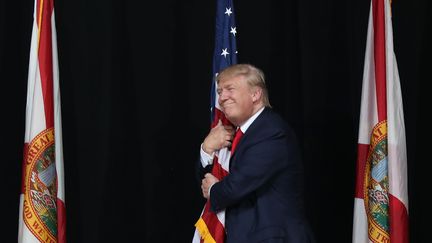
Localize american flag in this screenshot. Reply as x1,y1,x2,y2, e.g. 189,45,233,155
210,0,238,126
193,0,238,242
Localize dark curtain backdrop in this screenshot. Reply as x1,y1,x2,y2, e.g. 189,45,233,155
2,0,427,242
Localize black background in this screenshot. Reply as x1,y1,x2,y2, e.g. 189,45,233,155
1,0,427,242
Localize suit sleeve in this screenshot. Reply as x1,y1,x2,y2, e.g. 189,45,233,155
209,130,296,212
196,155,213,186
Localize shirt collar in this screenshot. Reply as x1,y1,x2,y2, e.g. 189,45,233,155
239,107,265,133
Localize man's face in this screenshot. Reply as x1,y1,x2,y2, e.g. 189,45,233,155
217,75,255,126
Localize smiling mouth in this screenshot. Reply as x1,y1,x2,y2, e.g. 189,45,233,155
222,102,235,107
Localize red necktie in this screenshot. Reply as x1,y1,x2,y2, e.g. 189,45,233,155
231,128,244,154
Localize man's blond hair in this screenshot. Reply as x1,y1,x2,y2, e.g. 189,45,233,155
217,64,271,107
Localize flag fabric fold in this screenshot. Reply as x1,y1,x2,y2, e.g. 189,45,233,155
193,0,238,242
18,0,66,242
352,0,409,243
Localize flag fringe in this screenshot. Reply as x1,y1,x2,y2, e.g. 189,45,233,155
195,217,216,243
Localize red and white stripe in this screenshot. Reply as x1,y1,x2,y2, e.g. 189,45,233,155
18,0,65,242
352,0,408,242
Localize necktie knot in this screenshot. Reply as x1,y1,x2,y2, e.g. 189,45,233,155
231,128,244,154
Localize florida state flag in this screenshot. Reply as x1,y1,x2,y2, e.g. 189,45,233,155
352,0,409,243
18,0,66,242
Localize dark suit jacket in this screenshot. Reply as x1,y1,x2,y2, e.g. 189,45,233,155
199,108,315,243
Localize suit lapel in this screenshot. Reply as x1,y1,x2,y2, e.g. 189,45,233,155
229,108,271,166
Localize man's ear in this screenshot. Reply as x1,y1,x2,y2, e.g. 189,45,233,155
252,88,262,102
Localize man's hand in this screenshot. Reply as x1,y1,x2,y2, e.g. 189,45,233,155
201,173,220,199
202,120,235,154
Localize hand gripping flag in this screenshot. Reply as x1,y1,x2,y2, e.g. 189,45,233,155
193,0,238,242
352,0,409,243
18,0,66,242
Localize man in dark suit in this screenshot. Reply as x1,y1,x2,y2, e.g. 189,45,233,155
199,64,315,243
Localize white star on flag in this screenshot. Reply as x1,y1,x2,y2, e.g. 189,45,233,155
221,48,229,58
230,27,237,36
225,7,232,16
